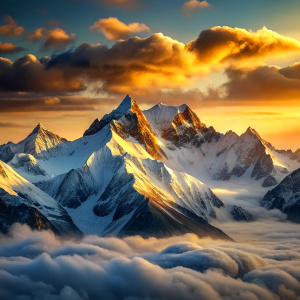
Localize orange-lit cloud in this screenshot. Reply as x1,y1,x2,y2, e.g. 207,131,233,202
44,28,75,50
183,0,211,13
44,97,61,105
0,15,24,37
90,17,150,40
27,27,46,41
187,26,300,65
27,27,75,50
1,27,300,101
0,41,23,54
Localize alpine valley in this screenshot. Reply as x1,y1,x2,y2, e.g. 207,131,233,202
1,95,300,238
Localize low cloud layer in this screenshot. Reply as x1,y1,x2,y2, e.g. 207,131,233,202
90,17,150,40
0,221,299,300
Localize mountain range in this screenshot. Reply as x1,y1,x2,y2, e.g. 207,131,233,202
0,95,299,238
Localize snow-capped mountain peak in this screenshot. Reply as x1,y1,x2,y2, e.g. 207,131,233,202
84,95,137,137
32,123,46,134
12,123,67,156
115,94,136,113
0,124,67,162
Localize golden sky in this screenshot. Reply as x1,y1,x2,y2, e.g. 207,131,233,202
0,0,300,151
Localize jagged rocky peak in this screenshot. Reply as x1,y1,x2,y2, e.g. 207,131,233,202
261,167,300,223
84,95,165,160
155,104,219,147
238,126,268,153
291,148,300,162
116,94,136,113
84,94,136,137
242,126,273,149
32,123,45,134
22,123,67,155
113,96,166,160
245,126,260,136
171,105,207,131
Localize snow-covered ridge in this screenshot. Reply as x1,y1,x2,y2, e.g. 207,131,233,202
0,160,80,235
1,94,300,237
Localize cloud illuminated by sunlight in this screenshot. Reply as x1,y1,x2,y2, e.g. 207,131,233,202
90,17,150,40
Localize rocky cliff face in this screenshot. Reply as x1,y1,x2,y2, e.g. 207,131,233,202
0,160,81,235
85,95,165,160
161,105,220,148
0,198,58,234
145,102,298,187
261,168,300,223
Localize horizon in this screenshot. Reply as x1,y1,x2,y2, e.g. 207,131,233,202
0,0,300,151
2,94,299,152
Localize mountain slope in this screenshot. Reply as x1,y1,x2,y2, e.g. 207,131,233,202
37,127,230,238
85,95,165,160
0,198,59,234
261,167,300,223
143,103,300,187
0,161,80,235
3,95,298,238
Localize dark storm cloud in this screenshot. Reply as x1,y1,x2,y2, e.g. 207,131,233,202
0,222,300,300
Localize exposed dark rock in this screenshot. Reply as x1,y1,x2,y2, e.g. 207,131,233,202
261,168,300,223
262,175,278,187
230,205,255,222
0,198,59,234
116,198,232,240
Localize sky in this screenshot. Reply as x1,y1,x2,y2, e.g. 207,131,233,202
0,0,300,150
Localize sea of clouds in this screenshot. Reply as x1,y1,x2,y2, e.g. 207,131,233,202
0,221,300,300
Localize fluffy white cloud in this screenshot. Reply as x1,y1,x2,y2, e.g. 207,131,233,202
0,221,300,300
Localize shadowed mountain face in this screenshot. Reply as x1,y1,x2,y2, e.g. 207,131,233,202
117,198,232,240
261,168,300,223
0,198,59,234
0,161,81,236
